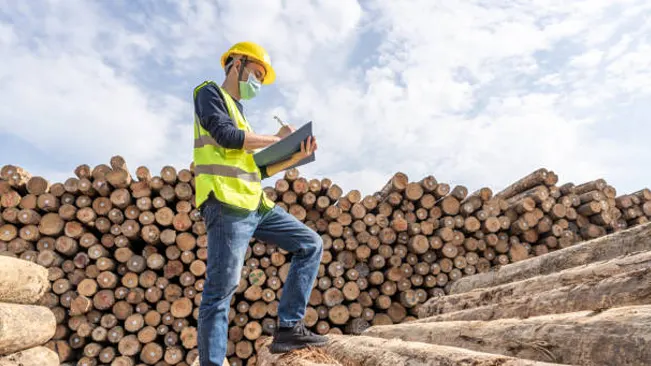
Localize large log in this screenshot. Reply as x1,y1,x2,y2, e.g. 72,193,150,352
0,303,56,355
449,222,651,294
320,335,563,366
365,305,651,366
0,257,50,305
417,264,651,321
494,168,548,201
420,250,651,317
0,346,59,366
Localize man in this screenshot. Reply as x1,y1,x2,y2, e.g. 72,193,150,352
193,41,327,366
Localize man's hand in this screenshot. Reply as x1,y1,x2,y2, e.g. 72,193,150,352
264,136,318,177
275,125,296,139
290,136,317,163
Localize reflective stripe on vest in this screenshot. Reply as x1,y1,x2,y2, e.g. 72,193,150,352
194,164,259,182
194,134,221,149
192,80,275,211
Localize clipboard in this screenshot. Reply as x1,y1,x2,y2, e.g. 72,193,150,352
253,121,315,170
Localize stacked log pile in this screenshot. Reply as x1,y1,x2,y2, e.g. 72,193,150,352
256,222,651,366
368,222,651,365
0,256,59,366
1,159,650,365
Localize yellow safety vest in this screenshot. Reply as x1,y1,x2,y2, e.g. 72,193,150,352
193,80,275,211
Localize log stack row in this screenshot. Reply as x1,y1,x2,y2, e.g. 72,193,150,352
0,256,59,365
0,159,650,365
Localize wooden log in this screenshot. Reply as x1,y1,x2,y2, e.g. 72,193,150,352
319,335,560,366
418,175,437,193
38,213,64,237
0,256,50,304
25,176,50,196
374,172,408,202
449,222,651,294
420,249,651,317
417,260,651,321
573,179,607,195
365,305,651,366
0,303,56,355
0,346,59,366
495,168,548,200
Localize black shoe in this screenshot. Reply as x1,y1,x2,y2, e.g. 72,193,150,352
269,321,328,353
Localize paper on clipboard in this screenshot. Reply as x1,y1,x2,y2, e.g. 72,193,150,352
253,121,315,170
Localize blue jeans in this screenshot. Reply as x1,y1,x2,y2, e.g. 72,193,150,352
197,198,323,366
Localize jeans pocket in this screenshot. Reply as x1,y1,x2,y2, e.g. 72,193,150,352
203,202,223,231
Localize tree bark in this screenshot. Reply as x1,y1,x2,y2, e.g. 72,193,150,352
321,335,562,366
367,305,651,366
494,169,548,200
417,265,651,321
255,338,338,366
450,222,651,294
421,250,651,317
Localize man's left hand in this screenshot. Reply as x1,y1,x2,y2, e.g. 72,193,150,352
291,136,317,162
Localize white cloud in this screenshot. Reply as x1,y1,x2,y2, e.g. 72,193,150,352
254,0,651,195
569,50,604,68
2,0,651,200
0,23,14,45
0,1,185,173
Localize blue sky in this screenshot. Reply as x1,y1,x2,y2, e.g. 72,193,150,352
1,0,650,196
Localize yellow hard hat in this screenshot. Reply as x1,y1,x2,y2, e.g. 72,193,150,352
221,41,276,85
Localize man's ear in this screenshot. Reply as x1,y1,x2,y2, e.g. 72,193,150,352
225,58,240,78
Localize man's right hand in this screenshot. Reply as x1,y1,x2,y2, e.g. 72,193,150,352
275,125,295,139
241,124,295,150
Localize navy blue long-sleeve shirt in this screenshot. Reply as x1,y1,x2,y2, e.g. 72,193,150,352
194,83,268,179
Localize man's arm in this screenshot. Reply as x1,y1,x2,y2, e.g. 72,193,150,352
195,85,281,150
242,131,281,150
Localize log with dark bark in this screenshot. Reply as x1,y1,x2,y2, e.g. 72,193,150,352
495,169,549,200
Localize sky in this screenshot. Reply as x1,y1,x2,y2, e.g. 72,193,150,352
1,0,650,197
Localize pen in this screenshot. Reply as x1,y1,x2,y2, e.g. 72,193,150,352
274,115,287,127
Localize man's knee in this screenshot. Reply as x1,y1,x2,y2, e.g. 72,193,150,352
304,229,323,258
201,270,241,305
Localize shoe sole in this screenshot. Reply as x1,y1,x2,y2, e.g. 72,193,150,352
269,340,328,354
